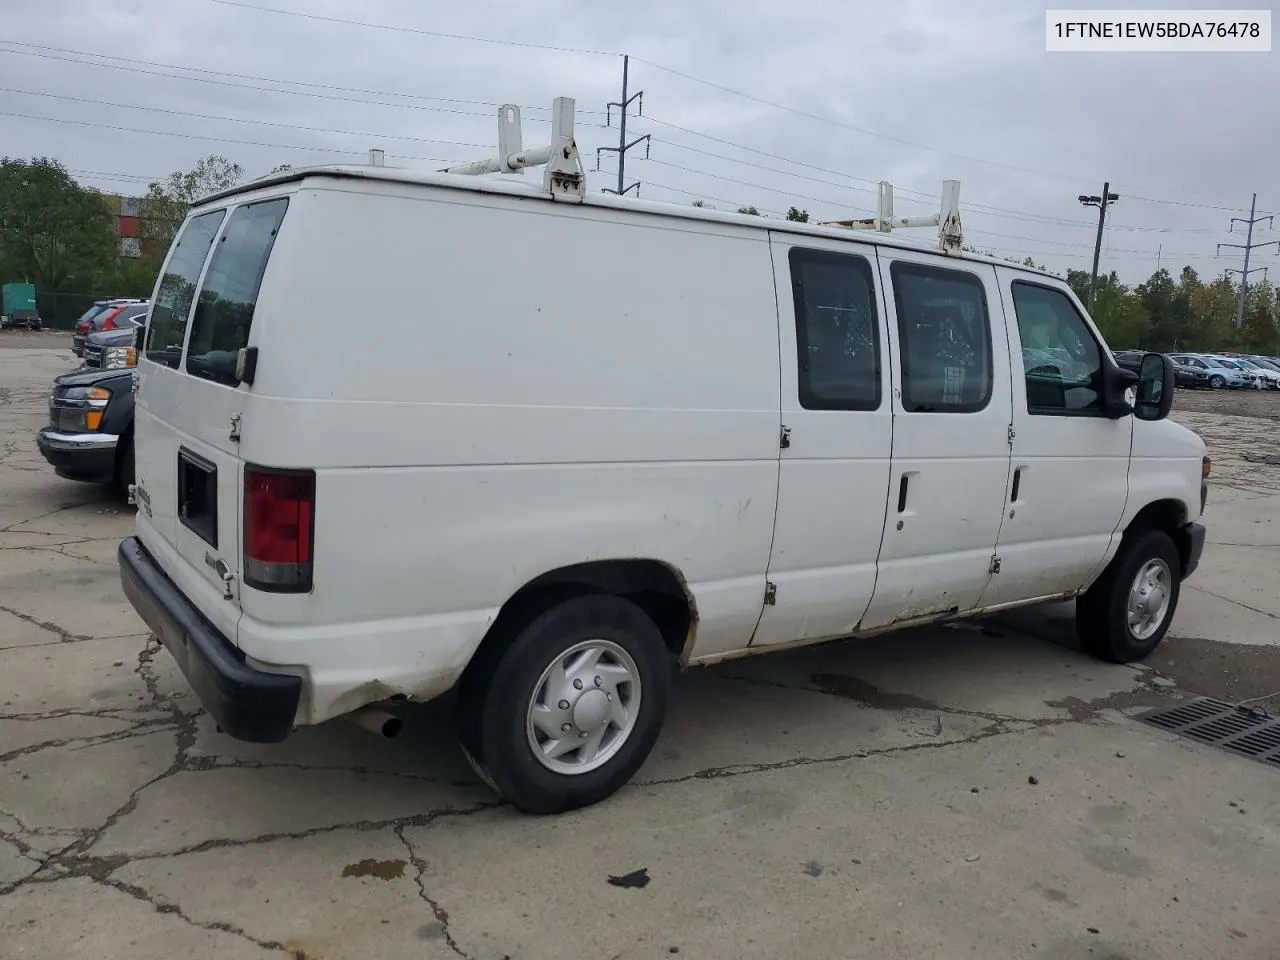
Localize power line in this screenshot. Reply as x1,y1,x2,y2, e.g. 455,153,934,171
0,87,493,149
5,41,1250,227
638,115,1110,229
638,179,787,217
0,109,463,164
644,158,874,214
0,43,605,123
198,0,1266,213
0,41,570,112
206,0,618,56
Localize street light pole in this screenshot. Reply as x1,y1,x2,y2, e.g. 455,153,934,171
1078,183,1119,311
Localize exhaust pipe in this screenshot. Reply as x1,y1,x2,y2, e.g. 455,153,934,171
346,707,403,739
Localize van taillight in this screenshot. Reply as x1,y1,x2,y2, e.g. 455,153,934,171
243,467,315,593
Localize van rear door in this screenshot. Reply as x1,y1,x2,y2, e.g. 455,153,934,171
135,198,290,643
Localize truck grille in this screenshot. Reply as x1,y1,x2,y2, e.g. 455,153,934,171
84,346,103,368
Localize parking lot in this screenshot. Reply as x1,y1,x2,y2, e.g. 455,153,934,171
2,335,1279,959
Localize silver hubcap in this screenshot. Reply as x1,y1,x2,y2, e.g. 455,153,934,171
1127,558,1172,641
525,639,641,775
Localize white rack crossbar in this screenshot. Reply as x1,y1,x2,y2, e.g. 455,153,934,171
440,98,586,202
822,180,964,256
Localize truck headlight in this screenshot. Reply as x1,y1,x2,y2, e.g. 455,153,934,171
102,346,137,369
62,386,111,408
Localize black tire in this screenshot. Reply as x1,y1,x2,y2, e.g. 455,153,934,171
460,593,671,814
1076,528,1181,663
1209,375,1226,389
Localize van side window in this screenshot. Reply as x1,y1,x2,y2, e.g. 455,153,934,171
889,262,992,413
145,211,225,369
185,198,289,388
1010,281,1104,415
789,248,880,411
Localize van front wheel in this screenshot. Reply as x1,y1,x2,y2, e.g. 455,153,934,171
461,594,670,814
1076,528,1181,663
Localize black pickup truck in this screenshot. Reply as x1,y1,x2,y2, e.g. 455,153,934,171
36,325,139,492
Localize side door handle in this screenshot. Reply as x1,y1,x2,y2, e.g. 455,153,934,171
897,474,909,513
1010,467,1022,503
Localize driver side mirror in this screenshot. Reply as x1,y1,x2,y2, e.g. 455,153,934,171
1134,353,1175,421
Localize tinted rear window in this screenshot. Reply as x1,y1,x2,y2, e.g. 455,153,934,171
76,305,107,326
145,211,226,368
185,198,289,388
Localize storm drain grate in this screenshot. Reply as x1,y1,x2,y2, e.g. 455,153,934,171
1136,697,1280,770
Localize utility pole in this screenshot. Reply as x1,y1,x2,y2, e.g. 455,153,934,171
1078,183,1119,310
1217,194,1278,328
1156,244,1162,273
596,55,650,196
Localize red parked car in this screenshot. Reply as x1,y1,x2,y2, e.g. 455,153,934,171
72,299,146,357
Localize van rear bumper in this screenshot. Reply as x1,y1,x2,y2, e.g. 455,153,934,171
118,536,301,743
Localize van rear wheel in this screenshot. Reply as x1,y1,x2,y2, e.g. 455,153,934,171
1076,528,1181,663
458,593,670,814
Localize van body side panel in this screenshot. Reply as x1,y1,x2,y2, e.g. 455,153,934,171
238,184,782,720
860,255,1014,629
980,269,1133,605
750,236,893,646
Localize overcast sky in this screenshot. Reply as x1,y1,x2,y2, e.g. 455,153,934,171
2,0,1277,283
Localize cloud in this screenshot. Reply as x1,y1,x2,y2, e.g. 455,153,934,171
1,0,1275,282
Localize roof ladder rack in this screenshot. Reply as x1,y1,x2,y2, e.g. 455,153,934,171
821,180,964,256
440,97,586,203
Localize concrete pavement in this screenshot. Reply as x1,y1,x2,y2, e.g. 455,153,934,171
1,344,1277,960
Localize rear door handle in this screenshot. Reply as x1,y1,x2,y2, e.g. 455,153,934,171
897,474,910,513
1010,467,1022,502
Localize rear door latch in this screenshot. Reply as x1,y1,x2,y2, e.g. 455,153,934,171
229,413,241,442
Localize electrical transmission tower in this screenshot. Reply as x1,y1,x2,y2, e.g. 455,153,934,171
1217,194,1278,328
596,55,650,196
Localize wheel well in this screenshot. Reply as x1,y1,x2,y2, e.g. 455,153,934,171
464,560,697,684
1126,498,1191,570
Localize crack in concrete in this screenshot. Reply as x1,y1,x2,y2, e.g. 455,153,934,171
94,873,296,956
395,824,471,959
634,715,1040,787
123,798,503,865
0,714,179,764
0,630,150,653
0,541,116,566
0,501,98,533
0,604,94,643
1186,584,1280,621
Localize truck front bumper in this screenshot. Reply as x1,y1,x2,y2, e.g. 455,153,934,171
37,429,118,483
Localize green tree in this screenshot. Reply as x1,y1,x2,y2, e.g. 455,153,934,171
1188,275,1238,351
0,157,117,292
1065,269,1092,304
736,205,761,216
1136,268,1202,351
137,155,243,250
1242,281,1278,353
1091,282,1150,348
785,206,809,222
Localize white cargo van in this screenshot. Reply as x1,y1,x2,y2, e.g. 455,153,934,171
119,100,1207,814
